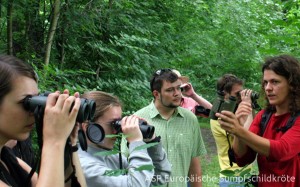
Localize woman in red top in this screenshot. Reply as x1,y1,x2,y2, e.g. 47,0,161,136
216,54,300,187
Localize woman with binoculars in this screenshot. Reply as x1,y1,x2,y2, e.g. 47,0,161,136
78,91,171,187
0,55,86,187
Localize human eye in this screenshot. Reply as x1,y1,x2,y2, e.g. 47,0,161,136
166,88,174,92
271,80,279,85
18,96,31,104
263,81,268,87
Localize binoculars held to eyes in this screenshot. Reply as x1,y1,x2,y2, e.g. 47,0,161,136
236,91,259,103
23,93,97,152
80,118,155,152
112,119,155,139
237,91,261,110
23,93,96,123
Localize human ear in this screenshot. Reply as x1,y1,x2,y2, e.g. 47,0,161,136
153,90,159,98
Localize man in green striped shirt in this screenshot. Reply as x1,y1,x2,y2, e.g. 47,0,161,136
134,69,207,187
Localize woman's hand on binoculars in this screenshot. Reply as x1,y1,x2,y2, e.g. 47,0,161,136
121,115,143,143
43,90,81,145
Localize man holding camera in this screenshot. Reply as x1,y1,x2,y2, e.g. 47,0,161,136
210,74,254,187
135,69,206,187
77,91,171,187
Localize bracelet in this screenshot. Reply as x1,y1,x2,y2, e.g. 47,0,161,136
146,136,161,144
71,144,78,152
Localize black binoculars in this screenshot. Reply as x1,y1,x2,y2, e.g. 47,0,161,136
112,119,155,139
23,93,96,123
237,91,259,103
209,91,237,120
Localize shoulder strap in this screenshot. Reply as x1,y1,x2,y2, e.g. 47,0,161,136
259,110,272,136
260,110,300,135
0,146,31,187
276,111,300,133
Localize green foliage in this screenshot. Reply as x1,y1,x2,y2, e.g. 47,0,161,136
132,142,159,152
220,165,257,187
134,164,155,172
103,169,128,176
31,63,95,94
1,0,300,111
1,1,300,182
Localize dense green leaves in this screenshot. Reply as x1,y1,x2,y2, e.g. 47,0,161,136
0,0,300,112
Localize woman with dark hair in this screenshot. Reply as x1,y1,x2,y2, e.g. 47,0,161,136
217,54,300,187
0,55,86,187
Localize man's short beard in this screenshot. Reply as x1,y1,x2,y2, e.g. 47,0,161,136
160,97,179,108
167,104,178,108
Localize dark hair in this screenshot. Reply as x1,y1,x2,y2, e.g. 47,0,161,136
262,54,300,114
216,74,243,94
81,91,122,122
0,55,37,104
150,69,179,92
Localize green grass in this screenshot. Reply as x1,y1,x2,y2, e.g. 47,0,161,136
200,154,220,187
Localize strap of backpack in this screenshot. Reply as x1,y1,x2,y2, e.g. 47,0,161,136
260,110,300,135
259,110,272,136
276,111,300,133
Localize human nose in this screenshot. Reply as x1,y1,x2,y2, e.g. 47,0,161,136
265,82,272,91
174,87,181,96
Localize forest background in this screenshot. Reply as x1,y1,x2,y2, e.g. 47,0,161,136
1,1,300,186
1,0,300,113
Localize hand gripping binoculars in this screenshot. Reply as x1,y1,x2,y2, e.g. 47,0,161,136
23,93,96,123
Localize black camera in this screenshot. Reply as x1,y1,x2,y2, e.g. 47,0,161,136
112,119,155,139
209,91,237,120
23,93,96,123
195,106,210,118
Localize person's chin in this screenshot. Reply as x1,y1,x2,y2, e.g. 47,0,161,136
170,104,179,108
18,132,30,141
172,100,181,107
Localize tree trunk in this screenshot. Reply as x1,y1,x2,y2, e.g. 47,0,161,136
7,0,14,55
26,0,45,58
44,0,60,66
0,0,2,17
56,0,69,66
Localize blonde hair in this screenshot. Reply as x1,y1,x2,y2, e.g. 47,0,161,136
81,91,122,121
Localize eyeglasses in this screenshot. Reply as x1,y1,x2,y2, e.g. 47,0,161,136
150,68,172,91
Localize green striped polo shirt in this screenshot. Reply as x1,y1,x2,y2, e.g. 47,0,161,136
134,101,207,187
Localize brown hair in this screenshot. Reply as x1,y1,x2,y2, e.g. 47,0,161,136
150,69,179,92
0,55,37,104
216,74,243,94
